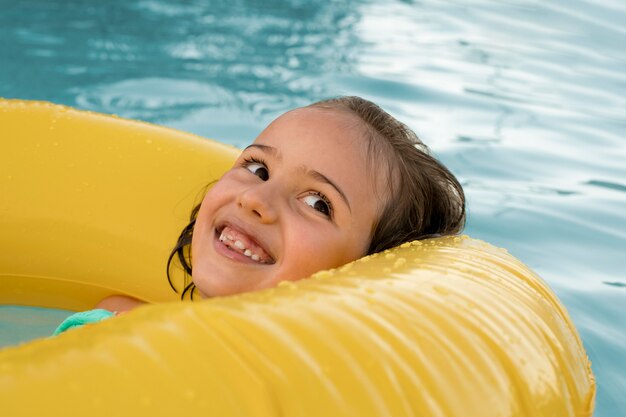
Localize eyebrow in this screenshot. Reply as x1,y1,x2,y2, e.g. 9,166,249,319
243,143,352,213
244,144,281,160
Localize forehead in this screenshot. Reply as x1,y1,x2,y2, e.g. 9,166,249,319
261,107,362,141
255,107,369,164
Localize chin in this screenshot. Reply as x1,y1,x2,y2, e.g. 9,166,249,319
192,278,240,298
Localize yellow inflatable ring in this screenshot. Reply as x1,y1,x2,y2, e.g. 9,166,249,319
0,99,595,417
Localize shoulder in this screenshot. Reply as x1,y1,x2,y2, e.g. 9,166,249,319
95,295,145,313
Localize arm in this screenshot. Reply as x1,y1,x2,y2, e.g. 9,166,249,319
95,295,146,313
53,295,145,336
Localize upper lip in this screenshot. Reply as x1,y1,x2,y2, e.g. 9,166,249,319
215,219,276,264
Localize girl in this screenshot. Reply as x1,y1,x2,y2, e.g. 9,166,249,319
95,96,465,314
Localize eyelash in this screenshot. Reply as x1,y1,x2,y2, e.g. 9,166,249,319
242,156,267,169
308,191,334,219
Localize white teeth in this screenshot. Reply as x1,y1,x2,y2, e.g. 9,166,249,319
218,227,270,264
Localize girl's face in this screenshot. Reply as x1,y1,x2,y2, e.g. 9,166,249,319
191,107,386,297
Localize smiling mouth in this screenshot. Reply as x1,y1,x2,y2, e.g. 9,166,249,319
216,225,275,265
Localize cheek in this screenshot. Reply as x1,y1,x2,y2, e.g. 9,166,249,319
194,198,211,236
191,190,221,255
195,179,231,225
281,229,354,278
352,221,375,258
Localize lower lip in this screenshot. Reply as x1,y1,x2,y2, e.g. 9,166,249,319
213,231,267,265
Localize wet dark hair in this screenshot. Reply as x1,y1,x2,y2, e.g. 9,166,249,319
166,203,200,300
167,96,465,299
310,96,465,253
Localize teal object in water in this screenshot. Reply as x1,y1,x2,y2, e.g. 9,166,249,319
52,309,115,336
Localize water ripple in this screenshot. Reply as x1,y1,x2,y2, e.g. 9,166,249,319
586,180,626,194
603,281,626,288
73,78,235,122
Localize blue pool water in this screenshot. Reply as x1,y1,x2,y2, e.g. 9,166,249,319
1,1,624,414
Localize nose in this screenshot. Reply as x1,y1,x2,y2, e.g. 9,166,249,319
236,183,278,224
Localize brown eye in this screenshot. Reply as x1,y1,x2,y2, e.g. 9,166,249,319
246,162,269,181
303,194,332,217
